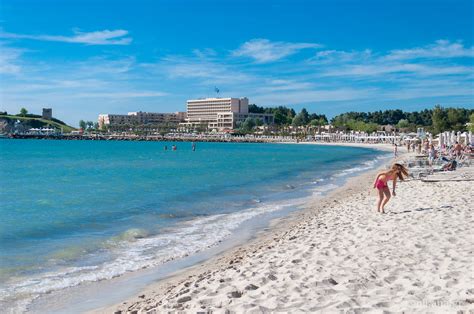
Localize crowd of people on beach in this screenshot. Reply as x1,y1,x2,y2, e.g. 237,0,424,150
381,139,472,214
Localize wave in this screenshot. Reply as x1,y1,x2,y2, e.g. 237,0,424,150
332,154,390,178
0,152,388,312
0,197,307,312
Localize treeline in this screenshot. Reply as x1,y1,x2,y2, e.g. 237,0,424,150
79,120,99,130
331,106,473,133
249,104,328,126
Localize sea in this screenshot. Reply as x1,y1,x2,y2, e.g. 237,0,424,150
0,139,388,312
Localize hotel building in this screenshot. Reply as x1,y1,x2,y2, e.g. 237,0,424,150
185,97,274,131
98,111,186,130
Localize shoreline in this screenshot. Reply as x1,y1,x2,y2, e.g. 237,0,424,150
18,143,392,313
86,144,396,313
91,144,472,313
4,134,399,146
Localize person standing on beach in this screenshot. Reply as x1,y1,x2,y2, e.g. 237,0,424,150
454,142,463,158
428,144,436,166
373,163,409,213
393,144,398,157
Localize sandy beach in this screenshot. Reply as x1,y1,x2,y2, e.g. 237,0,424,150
90,147,473,314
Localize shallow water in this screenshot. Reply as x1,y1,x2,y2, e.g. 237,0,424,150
0,139,385,310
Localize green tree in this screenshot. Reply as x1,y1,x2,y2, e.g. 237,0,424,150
299,108,310,125
446,108,468,131
292,108,310,126
86,121,94,130
292,115,304,126
19,108,28,116
240,117,256,133
79,120,87,130
469,113,474,132
396,119,410,129
248,104,265,113
431,105,448,134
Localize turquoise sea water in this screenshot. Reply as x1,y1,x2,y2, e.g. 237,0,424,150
0,139,385,310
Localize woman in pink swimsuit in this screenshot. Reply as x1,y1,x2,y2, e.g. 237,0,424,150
373,163,409,213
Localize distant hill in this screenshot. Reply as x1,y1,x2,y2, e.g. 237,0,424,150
0,114,76,133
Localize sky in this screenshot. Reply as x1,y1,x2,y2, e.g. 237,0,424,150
0,0,473,126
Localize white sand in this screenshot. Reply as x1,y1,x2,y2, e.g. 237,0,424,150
94,159,473,313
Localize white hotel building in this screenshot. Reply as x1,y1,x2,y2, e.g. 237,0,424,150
98,111,186,130
185,97,274,131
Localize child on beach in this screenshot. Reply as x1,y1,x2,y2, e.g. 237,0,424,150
373,163,409,213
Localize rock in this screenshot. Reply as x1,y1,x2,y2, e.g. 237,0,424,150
230,291,242,298
138,294,145,299
289,236,297,240
177,296,192,303
268,274,277,281
323,278,338,285
291,259,302,264
373,301,389,308
245,284,259,290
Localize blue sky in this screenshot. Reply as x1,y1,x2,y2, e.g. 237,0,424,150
0,0,473,126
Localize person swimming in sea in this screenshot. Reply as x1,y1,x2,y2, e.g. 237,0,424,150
373,163,409,213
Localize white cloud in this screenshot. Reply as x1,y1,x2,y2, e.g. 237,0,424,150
76,91,167,98
232,38,321,63
322,63,471,77
192,48,217,59
2,36,473,124
0,44,24,74
385,40,474,60
155,56,255,84
313,49,372,63
256,79,315,93
0,29,132,45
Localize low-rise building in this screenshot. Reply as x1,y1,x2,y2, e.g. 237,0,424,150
98,111,187,131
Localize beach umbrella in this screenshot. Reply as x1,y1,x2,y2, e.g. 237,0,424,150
463,132,469,145
438,134,444,148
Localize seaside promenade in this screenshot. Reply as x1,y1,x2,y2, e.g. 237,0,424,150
94,149,473,313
